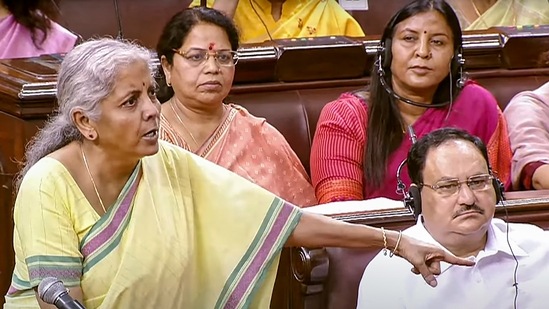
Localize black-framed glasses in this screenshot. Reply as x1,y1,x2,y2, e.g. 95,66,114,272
172,48,239,67
421,174,494,196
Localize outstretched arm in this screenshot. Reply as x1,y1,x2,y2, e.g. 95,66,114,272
212,0,240,18
286,211,474,287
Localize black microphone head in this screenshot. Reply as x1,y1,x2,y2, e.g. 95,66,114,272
38,277,66,304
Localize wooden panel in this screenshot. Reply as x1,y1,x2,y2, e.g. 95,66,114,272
58,0,192,49
0,111,43,300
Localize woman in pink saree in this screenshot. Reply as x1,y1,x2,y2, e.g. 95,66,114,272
157,7,316,207
0,0,77,59
310,0,512,204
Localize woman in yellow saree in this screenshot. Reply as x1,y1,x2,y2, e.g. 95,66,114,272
5,38,472,309
8,140,300,308
447,0,549,30
190,0,365,43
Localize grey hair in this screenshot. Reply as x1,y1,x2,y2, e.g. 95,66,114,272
15,37,156,191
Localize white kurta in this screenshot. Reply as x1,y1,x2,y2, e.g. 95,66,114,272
357,217,549,309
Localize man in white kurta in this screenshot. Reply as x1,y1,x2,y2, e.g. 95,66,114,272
357,128,549,309
357,217,549,308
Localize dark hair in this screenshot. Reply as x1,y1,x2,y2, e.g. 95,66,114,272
3,0,60,48
407,127,489,185
364,0,463,189
155,7,239,103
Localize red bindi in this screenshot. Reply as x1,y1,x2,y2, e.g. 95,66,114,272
208,43,215,51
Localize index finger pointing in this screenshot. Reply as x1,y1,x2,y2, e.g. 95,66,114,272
441,252,475,266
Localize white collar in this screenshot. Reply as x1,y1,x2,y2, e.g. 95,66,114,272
410,216,528,274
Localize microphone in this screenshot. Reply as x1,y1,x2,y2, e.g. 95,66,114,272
249,0,274,42
113,0,124,39
48,0,84,44
38,277,86,309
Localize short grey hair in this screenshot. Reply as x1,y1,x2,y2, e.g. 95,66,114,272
15,37,156,191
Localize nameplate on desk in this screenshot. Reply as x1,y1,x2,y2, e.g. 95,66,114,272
304,197,404,217
273,36,368,82
494,25,549,69
496,25,549,37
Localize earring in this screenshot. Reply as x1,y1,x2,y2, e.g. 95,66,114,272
166,80,171,87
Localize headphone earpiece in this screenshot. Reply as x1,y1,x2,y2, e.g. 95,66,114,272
381,38,392,69
405,184,422,220
376,38,392,77
376,46,385,76
492,176,505,204
452,50,466,89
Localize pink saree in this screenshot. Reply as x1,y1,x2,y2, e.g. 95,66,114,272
0,14,77,59
312,81,513,203
159,104,317,207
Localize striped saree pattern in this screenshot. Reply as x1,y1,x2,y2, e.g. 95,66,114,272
6,141,302,308
216,198,301,308
80,162,141,273
8,256,82,295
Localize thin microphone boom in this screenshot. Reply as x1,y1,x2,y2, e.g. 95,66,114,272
249,0,274,42
113,0,124,39
48,0,83,44
378,69,450,108
375,51,451,108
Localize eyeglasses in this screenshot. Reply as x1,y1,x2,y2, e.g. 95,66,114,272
172,48,239,67
421,174,494,197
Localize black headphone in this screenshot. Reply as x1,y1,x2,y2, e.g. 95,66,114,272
400,165,506,219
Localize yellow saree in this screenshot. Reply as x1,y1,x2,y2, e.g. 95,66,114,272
450,0,549,30
5,141,301,308
190,0,365,43
159,104,317,207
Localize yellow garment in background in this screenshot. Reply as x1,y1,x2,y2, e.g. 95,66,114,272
5,140,301,308
457,0,549,30
190,0,365,43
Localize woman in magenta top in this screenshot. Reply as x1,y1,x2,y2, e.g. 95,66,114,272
0,0,77,59
310,0,512,204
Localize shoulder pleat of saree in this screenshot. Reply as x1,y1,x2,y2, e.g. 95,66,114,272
157,141,302,308
80,161,142,273
72,141,301,308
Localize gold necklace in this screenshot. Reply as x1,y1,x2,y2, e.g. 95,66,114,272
81,145,107,214
169,98,199,147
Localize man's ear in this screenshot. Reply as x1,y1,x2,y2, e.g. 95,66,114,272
72,109,97,140
161,55,172,85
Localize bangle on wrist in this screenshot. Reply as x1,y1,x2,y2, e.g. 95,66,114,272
381,227,388,256
390,230,402,257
